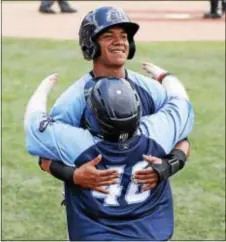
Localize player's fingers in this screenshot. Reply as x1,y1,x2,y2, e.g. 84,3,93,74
142,66,151,75
97,179,118,186
143,154,154,162
89,154,102,166
97,169,119,177
142,63,153,72
98,174,119,182
44,73,58,86
134,169,155,176
136,178,158,185
48,73,58,81
92,186,109,194
133,173,157,180
142,185,152,192
40,73,58,95
143,155,162,164
142,183,157,192
143,62,153,66
142,62,151,67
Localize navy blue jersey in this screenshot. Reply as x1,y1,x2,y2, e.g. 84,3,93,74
64,135,174,240
25,96,194,240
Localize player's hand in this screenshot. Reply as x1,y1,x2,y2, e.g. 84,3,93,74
142,62,168,82
73,155,119,194
38,73,58,95
39,158,52,173
133,155,162,191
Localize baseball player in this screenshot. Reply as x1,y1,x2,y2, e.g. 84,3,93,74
24,66,194,240
38,6,191,190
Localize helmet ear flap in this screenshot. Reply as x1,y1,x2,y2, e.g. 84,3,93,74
127,39,136,60
81,40,97,61
79,22,98,60
93,42,101,59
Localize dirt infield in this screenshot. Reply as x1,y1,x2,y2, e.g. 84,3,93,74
2,1,225,41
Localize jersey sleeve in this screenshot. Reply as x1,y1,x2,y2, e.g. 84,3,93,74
139,97,195,154
50,75,91,127
144,77,168,112
129,71,168,113
25,112,95,167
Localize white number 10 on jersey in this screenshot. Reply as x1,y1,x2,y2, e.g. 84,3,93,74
92,161,151,206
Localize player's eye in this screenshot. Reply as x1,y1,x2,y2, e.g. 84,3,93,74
103,33,112,38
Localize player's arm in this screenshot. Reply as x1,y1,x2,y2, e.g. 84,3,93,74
137,70,194,183
142,62,190,112
24,73,91,166
134,63,192,188
40,156,118,194
143,62,191,157
134,105,192,188
143,76,194,151
49,75,89,126
142,62,191,148
24,74,118,191
134,138,190,191
37,75,89,175
133,138,190,190
143,62,191,153
132,71,168,113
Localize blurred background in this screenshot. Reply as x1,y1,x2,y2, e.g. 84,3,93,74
2,1,225,241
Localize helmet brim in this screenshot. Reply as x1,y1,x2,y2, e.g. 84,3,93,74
93,22,139,41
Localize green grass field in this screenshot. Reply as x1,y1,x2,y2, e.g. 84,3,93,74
2,37,225,241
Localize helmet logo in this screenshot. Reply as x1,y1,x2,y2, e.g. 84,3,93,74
119,133,129,142
106,7,128,23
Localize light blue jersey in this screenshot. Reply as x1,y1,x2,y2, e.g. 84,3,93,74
25,95,194,240
50,70,168,126
26,97,194,167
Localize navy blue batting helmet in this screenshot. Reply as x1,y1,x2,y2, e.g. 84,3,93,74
85,77,141,142
79,6,139,60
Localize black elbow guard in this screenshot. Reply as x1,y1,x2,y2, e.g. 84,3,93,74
49,162,75,184
151,149,187,182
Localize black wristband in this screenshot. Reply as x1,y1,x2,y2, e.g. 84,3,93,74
49,162,75,184
168,149,187,169
150,160,171,182
150,149,187,182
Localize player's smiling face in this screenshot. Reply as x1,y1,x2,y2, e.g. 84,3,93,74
96,27,129,67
